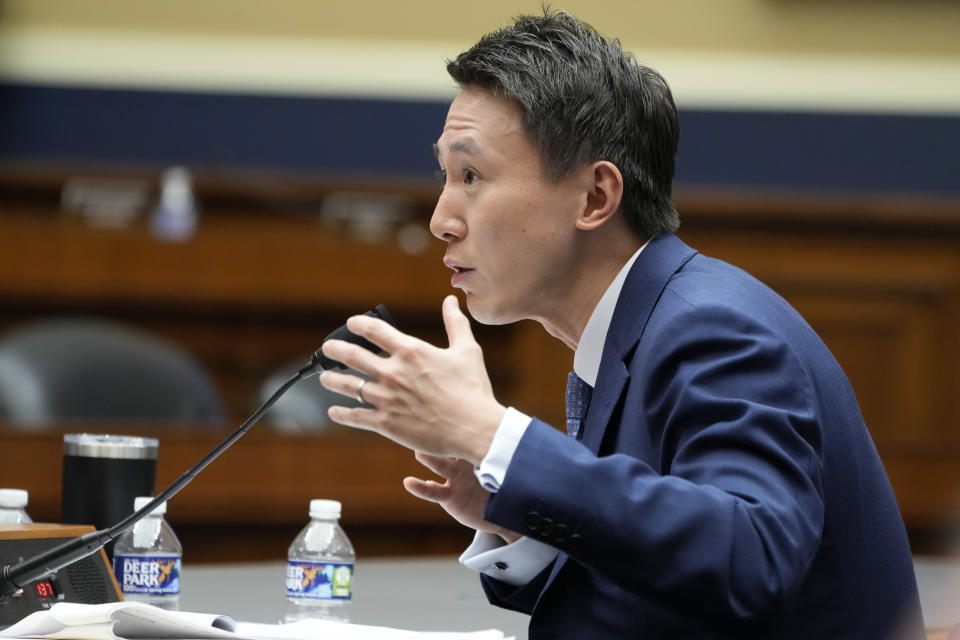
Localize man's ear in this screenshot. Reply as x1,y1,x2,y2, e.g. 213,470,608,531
576,161,624,231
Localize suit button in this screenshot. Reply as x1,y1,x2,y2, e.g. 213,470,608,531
526,511,541,531
568,533,582,548
554,523,568,543
539,517,554,537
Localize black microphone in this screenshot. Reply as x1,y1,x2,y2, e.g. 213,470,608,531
307,304,393,374
0,304,395,597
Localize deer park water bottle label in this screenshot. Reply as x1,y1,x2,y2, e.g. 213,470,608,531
286,561,353,600
113,555,181,595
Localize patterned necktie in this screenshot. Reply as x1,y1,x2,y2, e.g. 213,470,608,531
565,371,593,439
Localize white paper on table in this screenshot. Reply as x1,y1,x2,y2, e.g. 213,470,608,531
0,603,512,640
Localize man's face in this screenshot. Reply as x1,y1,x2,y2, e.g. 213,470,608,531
431,86,589,326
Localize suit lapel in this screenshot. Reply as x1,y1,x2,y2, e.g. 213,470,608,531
539,234,698,598
579,233,698,454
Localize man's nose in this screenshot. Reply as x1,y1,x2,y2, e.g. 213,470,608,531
429,191,466,242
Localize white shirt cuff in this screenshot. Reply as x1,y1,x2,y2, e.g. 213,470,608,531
474,407,531,492
459,531,559,586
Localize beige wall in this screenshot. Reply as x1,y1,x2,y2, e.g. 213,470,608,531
1,1,959,112
4,0,959,56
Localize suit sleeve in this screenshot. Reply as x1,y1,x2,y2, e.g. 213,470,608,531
481,296,826,627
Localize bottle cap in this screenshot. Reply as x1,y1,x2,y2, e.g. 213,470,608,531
0,489,28,508
134,496,166,515
309,499,342,519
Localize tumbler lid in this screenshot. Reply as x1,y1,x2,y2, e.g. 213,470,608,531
63,434,158,459
0,489,28,508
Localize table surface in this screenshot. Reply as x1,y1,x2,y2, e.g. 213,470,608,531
180,555,960,637
180,557,530,639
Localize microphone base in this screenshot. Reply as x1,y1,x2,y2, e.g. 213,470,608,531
0,523,121,628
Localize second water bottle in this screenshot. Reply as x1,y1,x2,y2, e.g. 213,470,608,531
284,499,355,623
112,497,182,611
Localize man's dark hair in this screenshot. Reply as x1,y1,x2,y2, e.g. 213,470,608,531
446,10,680,239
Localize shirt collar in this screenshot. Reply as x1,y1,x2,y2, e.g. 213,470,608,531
573,241,648,387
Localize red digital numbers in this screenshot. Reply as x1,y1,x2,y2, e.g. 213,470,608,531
35,581,55,598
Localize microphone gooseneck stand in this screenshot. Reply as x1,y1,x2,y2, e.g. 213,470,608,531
0,304,394,597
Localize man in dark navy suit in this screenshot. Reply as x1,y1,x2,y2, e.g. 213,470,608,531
319,10,925,638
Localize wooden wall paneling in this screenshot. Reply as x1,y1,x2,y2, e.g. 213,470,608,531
0,211,451,309
0,429,437,524
0,427,469,559
787,292,941,446
883,453,960,531
3,168,960,551
940,283,960,448
504,322,570,429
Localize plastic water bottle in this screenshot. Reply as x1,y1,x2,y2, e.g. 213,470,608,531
284,499,355,622
112,497,182,610
0,489,32,523
150,166,197,242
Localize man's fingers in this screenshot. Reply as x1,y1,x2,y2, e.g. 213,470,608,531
414,451,473,478
402,476,449,504
319,370,373,403
325,402,379,431
344,313,411,355
441,295,475,348
319,339,384,376
413,450,467,478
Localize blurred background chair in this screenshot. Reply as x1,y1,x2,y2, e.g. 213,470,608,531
258,360,367,433
0,318,225,426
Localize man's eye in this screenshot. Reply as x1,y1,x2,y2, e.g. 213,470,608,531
464,169,479,184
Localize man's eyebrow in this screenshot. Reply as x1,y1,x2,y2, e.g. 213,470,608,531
432,138,482,159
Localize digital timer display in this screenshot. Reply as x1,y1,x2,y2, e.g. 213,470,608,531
0,524,123,628
33,580,58,600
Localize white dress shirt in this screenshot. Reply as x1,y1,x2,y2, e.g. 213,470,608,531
460,242,647,586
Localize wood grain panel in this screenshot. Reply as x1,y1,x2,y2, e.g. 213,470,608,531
1,166,959,555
